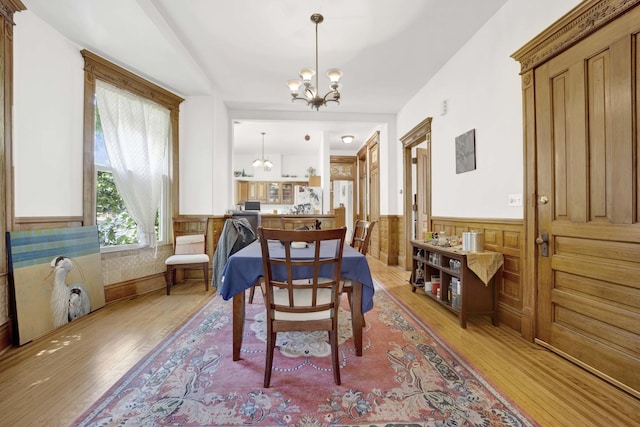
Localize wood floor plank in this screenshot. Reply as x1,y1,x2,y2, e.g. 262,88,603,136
0,260,638,426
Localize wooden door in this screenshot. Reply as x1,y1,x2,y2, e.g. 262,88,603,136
416,147,429,241
368,137,380,258
534,10,640,394
357,146,367,220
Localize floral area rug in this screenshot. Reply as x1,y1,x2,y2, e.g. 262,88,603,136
74,282,536,426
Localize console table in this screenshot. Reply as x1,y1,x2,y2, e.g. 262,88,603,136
410,240,503,328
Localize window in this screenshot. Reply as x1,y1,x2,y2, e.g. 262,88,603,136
82,50,183,250
94,83,168,248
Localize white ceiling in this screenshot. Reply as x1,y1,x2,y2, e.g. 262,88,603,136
23,0,508,154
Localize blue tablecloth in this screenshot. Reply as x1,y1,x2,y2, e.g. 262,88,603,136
220,239,375,313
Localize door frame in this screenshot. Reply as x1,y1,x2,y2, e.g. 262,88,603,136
510,0,640,342
400,117,432,270
329,155,357,228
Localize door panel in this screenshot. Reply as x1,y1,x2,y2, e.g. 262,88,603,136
535,22,640,393
416,147,429,240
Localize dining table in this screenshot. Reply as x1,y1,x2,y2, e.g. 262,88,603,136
219,239,375,361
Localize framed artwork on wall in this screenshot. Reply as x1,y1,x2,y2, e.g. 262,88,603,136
455,129,476,174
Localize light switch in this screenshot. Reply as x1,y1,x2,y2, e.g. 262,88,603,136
508,194,522,207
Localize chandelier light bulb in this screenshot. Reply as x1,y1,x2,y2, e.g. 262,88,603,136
287,79,302,94
326,69,343,83
299,68,315,82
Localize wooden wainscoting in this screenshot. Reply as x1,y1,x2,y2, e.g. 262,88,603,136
377,215,401,266
165,216,224,287
100,216,226,303
431,217,524,333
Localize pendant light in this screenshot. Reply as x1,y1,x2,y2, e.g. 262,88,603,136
252,132,273,170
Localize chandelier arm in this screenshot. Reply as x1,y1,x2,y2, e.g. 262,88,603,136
322,89,340,102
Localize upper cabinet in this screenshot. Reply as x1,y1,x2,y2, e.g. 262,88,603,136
236,180,306,205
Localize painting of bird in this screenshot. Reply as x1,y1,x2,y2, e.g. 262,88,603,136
49,256,92,328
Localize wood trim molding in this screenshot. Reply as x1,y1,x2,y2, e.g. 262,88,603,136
12,216,84,231
81,50,183,111
377,215,400,266
329,155,356,180
400,116,432,147
80,50,184,223
400,117,432,270
0,0,24,24
511,0,640,73
104,273,166,303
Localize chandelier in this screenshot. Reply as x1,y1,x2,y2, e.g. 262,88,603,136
287,13,342,111
252,132,273,170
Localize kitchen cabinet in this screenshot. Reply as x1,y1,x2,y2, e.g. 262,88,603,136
281,182,295,204
235,181,248,205
236,180,307,205
267,182,280,203
247,181,267,202
410,240,500,328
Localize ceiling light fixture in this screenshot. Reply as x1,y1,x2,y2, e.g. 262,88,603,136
252,132,273,170
287,13,342,111
341,135,354,144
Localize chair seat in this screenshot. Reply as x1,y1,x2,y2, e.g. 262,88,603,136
165,254,209,265
272,287,334,321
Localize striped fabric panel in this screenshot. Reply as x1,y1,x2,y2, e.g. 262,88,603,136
7,226,100,269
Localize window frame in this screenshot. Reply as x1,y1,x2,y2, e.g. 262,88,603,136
82,50,183,250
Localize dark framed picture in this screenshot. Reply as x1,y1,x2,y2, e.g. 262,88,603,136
455,129,476,174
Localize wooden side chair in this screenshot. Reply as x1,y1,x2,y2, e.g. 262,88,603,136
164,217,210,295
343,219,376,314
280,217,320,230
258,226,347,388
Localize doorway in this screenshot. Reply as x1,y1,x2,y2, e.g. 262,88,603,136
329,155,357,237
400,117,432,269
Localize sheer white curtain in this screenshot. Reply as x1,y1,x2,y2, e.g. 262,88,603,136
95,80,169,249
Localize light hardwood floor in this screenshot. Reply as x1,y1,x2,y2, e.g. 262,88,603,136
0,258,638,426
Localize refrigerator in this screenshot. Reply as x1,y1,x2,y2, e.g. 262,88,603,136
294,186,323,214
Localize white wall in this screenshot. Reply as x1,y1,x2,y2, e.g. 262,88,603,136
233,152,323,181
180,96,216,215
14,10,226,218
14,11,84,217
395,0,582,219
14,1,584,222
211,93,231,215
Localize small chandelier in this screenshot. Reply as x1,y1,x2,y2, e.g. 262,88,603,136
287,13,342,111
252,132,273,170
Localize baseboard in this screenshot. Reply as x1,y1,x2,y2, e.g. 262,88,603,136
104,273,167,303
0,320,12,356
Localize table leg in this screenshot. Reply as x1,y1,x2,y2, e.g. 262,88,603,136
232,292,245,361
351,280,363,356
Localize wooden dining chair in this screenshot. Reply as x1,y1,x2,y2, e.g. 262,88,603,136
164,217,210,295
280,217,320,230
343,219,376,314
258,226,347,388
